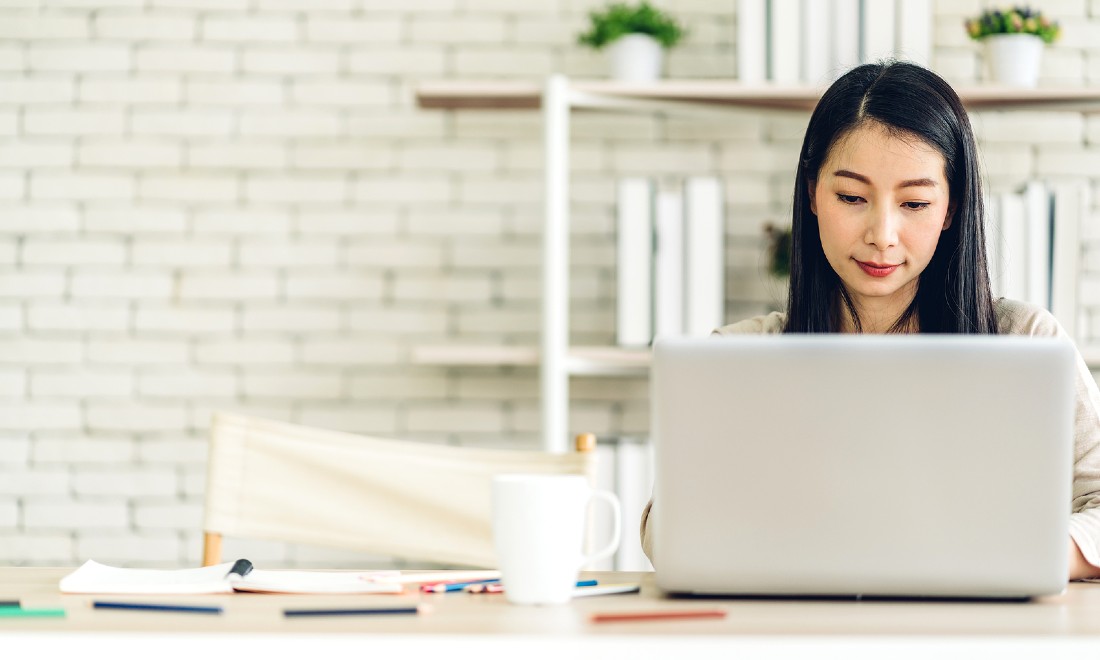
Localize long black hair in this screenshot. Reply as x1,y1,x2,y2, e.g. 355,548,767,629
784,60,998,334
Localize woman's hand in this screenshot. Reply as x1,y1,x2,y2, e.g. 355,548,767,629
1069,538,1100,581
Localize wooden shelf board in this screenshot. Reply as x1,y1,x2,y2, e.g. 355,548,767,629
415,79,1100,113
412,344,651,374
413,342,1100,372
412,345,539,367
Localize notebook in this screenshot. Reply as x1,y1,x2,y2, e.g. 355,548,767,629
650,334,1076,599
59,560,404,595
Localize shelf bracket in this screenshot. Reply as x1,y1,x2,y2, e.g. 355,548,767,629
542,74,571,454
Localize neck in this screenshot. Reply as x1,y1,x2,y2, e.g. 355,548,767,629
837,288,918,334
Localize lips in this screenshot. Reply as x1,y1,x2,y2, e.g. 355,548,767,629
855,260,900,277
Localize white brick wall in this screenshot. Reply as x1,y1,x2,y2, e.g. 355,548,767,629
1,1,1099,569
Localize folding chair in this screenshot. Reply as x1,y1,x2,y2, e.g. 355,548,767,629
201,413,596,567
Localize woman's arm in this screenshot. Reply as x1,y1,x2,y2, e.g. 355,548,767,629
1066,347,1100,577
640,499,655,564
1010,302,1100,580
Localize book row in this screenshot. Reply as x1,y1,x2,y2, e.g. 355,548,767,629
737,0,933,85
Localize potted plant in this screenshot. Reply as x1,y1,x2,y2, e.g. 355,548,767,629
764,223,791,279
965,6,1061,87
577,1,686,82
763,222,791,308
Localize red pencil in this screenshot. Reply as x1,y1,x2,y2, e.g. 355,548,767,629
589,609,726,624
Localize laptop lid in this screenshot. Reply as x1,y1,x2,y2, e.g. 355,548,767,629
651,334,1075,599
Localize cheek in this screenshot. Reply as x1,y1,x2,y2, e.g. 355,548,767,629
815,201,859,246
906,215,950,259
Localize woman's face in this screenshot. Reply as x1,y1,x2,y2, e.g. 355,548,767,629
810,122,953,320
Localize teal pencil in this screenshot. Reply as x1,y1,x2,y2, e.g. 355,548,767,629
0,607,66,618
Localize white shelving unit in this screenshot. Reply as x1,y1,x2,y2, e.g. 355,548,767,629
415,77,1100,452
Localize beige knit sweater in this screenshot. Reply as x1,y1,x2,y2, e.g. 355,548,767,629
640,298,1100,571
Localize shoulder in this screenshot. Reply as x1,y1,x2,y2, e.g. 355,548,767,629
994,298,1066,338
713,311,787,335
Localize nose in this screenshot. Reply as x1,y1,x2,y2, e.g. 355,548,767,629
863,203,899,251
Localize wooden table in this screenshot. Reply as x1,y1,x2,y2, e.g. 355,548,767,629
5,568,1100,658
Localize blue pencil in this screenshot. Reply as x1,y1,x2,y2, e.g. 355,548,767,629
284,605,424,617
93,601,223,614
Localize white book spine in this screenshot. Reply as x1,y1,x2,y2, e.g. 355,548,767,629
1000,191,1028,303
1050,183,1085,340
830,0,862,79
654,188,684,339
737,0,768,83
768,0,801,83
683,177,725,337
896,0,931,66
587,443,619,571
984,193,1006,299
1023,181,1051,309
801,0,831,85
616,178,654,347
613,439,655,572
861,0,897,64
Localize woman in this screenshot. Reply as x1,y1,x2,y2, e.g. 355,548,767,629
639,60,1100,580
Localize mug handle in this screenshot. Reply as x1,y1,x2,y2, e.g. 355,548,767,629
580,490,622,568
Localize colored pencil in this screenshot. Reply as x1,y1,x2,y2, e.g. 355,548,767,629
589,609,726,623
284,605,425,617
465,579,600,594
464,583,504,594
420,578,500,593
93,601,223,614
375,570,500,585
0,608,66,618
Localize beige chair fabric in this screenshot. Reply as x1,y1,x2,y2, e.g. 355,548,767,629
202,413,596,568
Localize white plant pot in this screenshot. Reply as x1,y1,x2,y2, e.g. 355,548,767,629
984,33,1044,87
607,33,664,82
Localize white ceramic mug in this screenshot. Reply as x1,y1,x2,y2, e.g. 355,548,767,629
492,474,621,605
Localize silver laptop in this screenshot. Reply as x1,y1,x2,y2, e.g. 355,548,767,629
650,334,1076,599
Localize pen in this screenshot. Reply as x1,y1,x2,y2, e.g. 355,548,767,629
0,607,66,618
93,601,223,615
590,609,726,623
284,605,427,617
0,601,19,608
225,558,254,579
572,583,640,598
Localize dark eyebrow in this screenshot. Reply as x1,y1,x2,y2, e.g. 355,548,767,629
833,169,937,189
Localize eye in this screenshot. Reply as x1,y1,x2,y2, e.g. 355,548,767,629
836,194,863,204
901,201,930,210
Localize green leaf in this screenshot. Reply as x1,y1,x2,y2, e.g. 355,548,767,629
577,1,686,50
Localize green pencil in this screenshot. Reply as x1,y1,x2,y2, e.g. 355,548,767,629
0,607,66,618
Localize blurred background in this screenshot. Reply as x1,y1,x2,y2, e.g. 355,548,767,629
1,0,1098,567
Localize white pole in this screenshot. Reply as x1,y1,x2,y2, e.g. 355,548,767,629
542,75,570,453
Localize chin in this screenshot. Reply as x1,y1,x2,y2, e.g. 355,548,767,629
843,275,905,298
